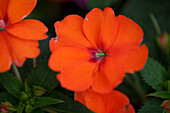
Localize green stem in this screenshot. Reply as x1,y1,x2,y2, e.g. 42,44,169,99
150,13,162,36
12,62,22,82
43,108,57,113
126,76,146,102
33,58,36,68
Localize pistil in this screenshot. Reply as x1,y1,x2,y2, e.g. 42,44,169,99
0,20,5,31
95,52,106,57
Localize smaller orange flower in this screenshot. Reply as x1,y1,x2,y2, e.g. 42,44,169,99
75,89,135,113
0,0,48,72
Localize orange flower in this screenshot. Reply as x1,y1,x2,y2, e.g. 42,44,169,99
75,89,135,113
49,7,148,93
0,0,48,72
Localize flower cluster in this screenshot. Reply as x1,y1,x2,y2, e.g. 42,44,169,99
0,0,148,112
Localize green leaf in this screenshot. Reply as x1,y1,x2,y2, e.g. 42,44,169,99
138,98,164,113
0,73,24,98
17,103,25,113
48,91,94,113
33,108,44,113
148,91,170,99
25,81,32,97
88,0,118,10
0,93,18,107
27,56,59,94
117,73,150,104
34,97,63,108
140,58,169,91
121,0,170,63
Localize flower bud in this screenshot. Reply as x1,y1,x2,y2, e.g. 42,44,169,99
25,104,34,113
29,98,35,105
162,100,170,111
33,85,46,97
157,32,170,54
0,102,16,113
20,92,29,102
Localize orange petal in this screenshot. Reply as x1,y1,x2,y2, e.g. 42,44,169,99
120,104,135,113
0,0,9,20
5,20,48,40
49,37,78,52
7,0,37,24
75,90,134,113
74,92,86,105
83,90,105,113
17,19,48,33
4,33,40,67
0,9,2,20
126,104,135,113
54,15,92,49
83,8,103,48
0,33,12,72
48,47,92,72
57,61,98,91
98,7,117,51
92,56,125,93
112,15,143,48
49,37,85,52
103,91,130,113
108,45,148,73
75,90,105,113
49,38,58,52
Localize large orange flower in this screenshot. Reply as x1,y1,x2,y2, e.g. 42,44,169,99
0,0,48,72
75,89,135,113
49,7,148,93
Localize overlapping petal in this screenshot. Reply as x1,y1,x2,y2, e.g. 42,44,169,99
75,90,135,113
0,0,48,73
49,46,98,91
82,90,105,112
111,15,143,48
5,19,48,40
4,33,40,67
98,7,117,51
103,91,132,113
0,33,12,72
0,9,2,20
108,45,148,73
57,61,98,91
18,19,48,33
0,0,9,20
54,15,92,48
107,15,148,74
83,8,103,48
92,56,125,93
49,47,92,71
7,0,37,24
83,8,117,51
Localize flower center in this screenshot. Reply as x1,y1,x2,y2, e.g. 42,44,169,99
0,20,5,31
95,52,106,57
89,50,106,62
